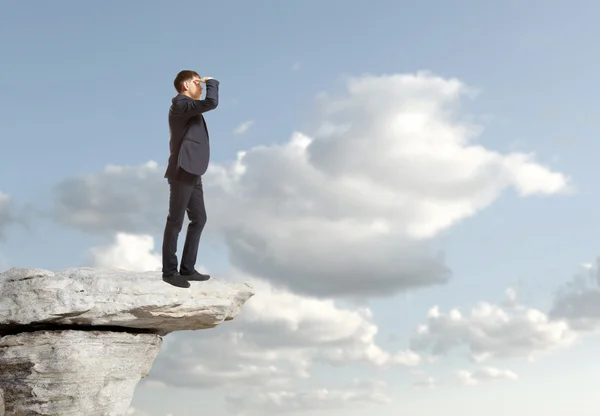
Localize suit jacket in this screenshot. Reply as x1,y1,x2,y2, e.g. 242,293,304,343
164,79,219,179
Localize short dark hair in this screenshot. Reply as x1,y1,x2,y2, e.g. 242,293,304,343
174,70,200,93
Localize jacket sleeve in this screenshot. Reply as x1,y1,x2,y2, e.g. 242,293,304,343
179,79,219,117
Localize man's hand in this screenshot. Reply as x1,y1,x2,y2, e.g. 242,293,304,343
199,76,214,83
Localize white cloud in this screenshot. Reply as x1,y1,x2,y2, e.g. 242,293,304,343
89,232,161,271
225,379,391,415
50,71,568,298
200,71,568,297
410,289,577,362
550,257,600,331
291,62,300,71
234,120,254,135
282,72,565,238
456,367,518,385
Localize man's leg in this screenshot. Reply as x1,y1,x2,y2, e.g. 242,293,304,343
180,176,210,280
161,171,196,286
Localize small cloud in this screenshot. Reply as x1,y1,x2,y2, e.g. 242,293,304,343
549,257,600,331
413,376,438,389
234,120,254,135
89,232,161,272
411,291,576,361
291,62,300,71
456,367,519,386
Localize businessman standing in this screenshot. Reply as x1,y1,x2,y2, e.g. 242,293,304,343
161,70,219,288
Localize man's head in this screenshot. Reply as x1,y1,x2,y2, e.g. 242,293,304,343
174,70,203,100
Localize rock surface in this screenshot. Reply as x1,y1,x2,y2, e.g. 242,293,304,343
0,267,254,336
0,330,161,416
0,267,255,415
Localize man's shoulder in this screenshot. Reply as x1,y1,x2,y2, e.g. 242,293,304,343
169,94,190,115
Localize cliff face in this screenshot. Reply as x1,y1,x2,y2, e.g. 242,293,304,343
0,267,254,416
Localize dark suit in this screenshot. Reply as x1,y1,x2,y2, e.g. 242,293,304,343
162,79,219,276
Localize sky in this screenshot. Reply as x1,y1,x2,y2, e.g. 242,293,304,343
1,0,600,415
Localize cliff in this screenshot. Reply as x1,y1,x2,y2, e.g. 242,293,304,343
0,267,254,416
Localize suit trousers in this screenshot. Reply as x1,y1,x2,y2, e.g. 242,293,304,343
161,168,207,276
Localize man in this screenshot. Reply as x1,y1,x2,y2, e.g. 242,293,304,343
161,70,219,288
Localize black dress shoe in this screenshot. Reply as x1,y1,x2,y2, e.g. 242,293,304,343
162,273,191,288
180,269,211,281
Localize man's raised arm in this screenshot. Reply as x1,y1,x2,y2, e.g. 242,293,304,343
180,78,219,116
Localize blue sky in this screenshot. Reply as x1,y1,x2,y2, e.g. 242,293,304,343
2,1,600,415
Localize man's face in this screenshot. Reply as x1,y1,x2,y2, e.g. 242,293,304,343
186,77,203,99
